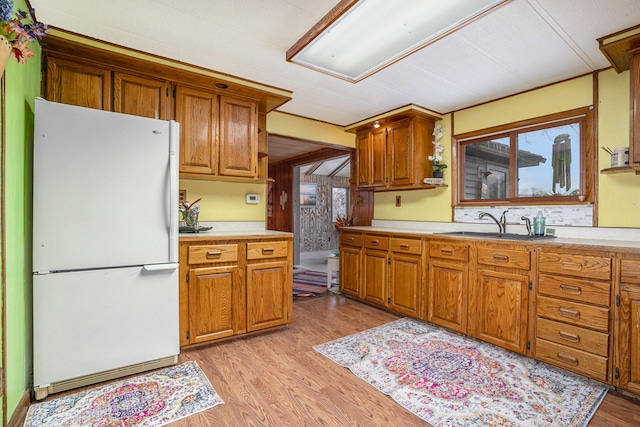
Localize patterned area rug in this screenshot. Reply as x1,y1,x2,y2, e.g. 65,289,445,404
24,361,223,427
293,269,328,298
314,318,608,427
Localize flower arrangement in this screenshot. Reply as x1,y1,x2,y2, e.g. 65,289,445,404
0,0,48,64
428,124,447,174
335,205,357,229
179,198,201,226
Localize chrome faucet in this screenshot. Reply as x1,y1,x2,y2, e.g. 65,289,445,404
479,210,508,233
521,216,532,236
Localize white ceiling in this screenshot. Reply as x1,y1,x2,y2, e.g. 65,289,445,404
30,0,640,128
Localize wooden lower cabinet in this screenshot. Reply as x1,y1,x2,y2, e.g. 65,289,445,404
389,250,423,318
617,253,640,394
179,235,292,347
363,246,388,306
189,265,243,343
339,231,363,298
427,240,469,333
247,260,290,331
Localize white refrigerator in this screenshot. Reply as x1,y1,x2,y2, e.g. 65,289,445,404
32,98,180,399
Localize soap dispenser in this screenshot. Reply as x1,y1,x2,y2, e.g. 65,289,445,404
533,211,546,236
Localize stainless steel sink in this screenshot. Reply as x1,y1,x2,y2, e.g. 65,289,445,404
435,231,555,241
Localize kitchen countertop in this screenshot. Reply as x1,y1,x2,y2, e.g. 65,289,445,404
342,220,640,250
178,221,292,241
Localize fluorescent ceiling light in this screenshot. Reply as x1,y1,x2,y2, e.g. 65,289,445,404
287,0,510,82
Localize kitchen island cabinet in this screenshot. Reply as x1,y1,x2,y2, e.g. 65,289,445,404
179,233,292,347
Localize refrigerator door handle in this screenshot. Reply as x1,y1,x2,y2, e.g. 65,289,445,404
168,121,179,263
143,263,179,272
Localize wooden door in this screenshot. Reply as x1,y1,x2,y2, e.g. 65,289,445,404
386,118,413,187
175,85,218,175
340,246,362,298
355,130,372,188
247,260,290,331
219,95,257,177
475,268,529,354
389,253,422,318
363,249,388,307
188,265,242,344
617,287,640,394
45,56,112,110
371,127,387,187
113,72,169,119
428,260,468,333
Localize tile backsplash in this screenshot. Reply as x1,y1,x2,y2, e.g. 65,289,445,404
454,205,593,227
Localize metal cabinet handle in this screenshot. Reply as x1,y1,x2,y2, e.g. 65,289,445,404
559,284,582,295
558,331,580,343
559,307,580,319
206,250,222,258
493,254,509,263
557,352,579,365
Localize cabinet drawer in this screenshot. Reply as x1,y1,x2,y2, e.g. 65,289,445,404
188,244,238,264
621,259,640,284
340,232,363,247
536,295,609,332
538,251,611,280
536,317,608,357
535,338,608,382
365,235,389,250
428,241,468,262
247,241,288,260
538,274,610,306
390,237,421,255
477,247,530,270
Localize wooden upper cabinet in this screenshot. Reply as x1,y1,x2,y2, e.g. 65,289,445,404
113,72,170,119
386,119,413,187
355,131,372,188
631,53,640,166
219,96,258,178
45,56,112,110
371,127,387,187
175,85,218,175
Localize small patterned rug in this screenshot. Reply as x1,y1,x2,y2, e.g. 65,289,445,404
314,318,608,427
293,269,328,298
24,361,223,427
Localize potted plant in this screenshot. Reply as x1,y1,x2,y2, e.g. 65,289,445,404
428,124,447,178
0,1,48,75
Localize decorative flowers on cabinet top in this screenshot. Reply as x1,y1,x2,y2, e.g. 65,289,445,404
428,124,448,173
0,0,48,64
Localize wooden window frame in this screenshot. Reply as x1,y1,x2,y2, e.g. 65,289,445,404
452,107,595,206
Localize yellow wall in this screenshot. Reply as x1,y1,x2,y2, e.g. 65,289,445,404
267,111,355,148
374,114,453,222
598,69,640,227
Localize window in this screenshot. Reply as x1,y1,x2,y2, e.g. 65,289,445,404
332,187,349,222
455,108,593,204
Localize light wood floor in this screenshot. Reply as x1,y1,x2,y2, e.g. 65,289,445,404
175,294,640,426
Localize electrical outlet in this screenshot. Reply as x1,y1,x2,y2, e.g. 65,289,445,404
545,228,556,237
396,196,401,207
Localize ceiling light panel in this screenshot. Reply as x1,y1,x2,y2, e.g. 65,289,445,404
288,0,509,82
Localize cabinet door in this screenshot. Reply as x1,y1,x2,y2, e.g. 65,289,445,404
355,131,372,188
175,86,218,174
114,72,169,119
428,260,468,333
45,56,112,110
617,288,640,394
188,265,242,344
389,253,422,318
475,268,529,354
386,118,413,187
340,246,362,298
247,260,290,331
219,96,258,177
371,127,387,187
363,249,388,306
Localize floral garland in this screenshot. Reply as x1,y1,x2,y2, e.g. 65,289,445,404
0,0,48,64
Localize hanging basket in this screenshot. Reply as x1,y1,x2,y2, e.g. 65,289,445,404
0,36,12,77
